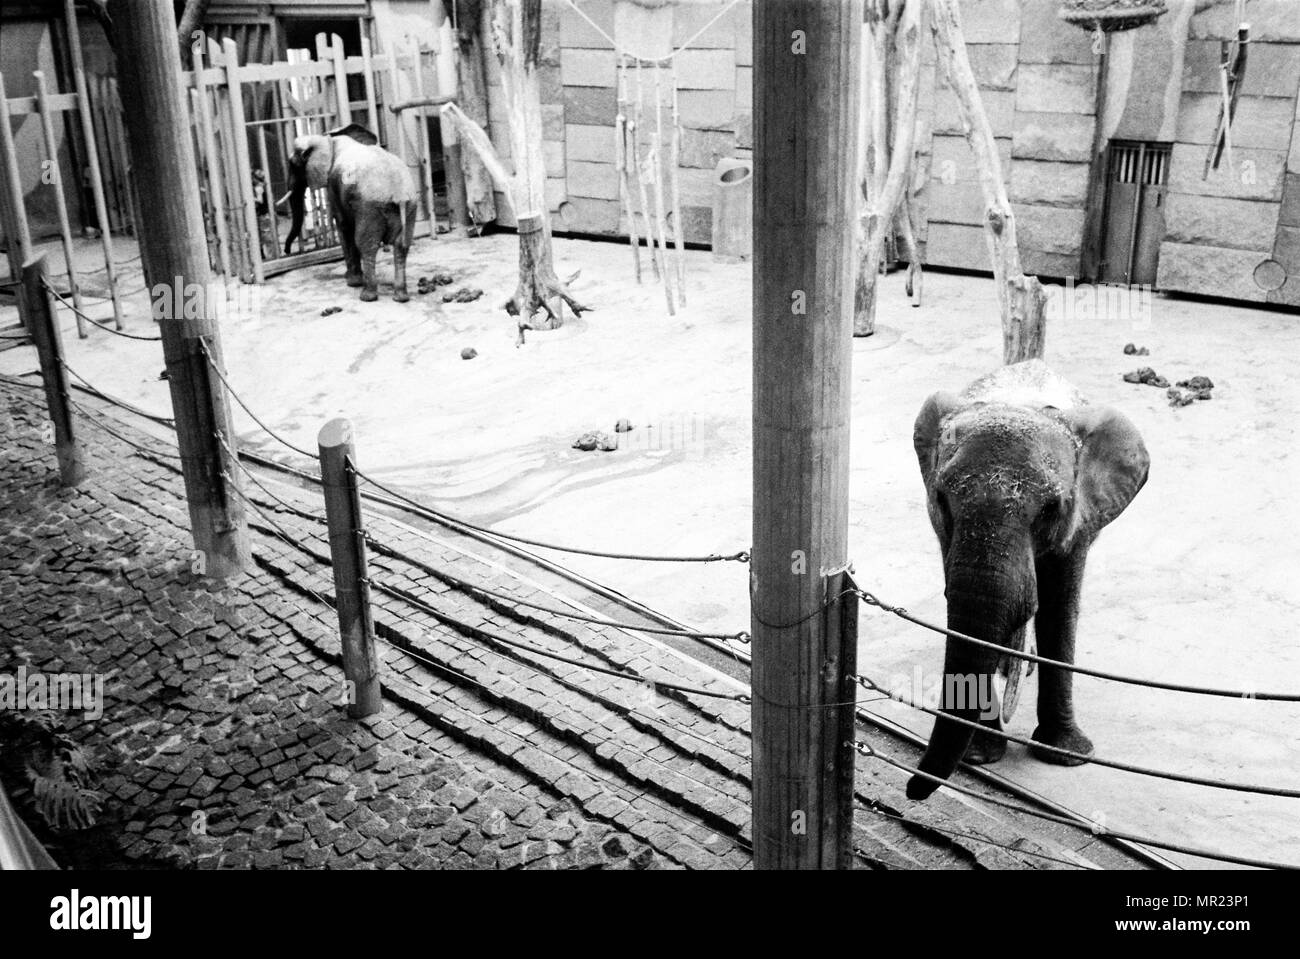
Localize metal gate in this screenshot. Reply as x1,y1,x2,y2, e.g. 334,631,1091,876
1100,140,1170,286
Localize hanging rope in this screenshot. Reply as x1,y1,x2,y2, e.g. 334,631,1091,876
562,0,741,63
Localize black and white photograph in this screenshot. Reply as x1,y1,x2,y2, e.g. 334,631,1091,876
0,0,1293,931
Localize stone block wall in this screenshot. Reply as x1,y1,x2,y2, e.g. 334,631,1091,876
1157,6,1300,304
473,0,1300,307
916,0,1099,280
482,0,749,245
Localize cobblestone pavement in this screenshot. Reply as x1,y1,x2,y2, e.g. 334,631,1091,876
0,379,1138,869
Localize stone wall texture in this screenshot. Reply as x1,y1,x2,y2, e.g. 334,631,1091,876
473,1,1300,304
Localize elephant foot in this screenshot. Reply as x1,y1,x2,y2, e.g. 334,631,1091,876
1029,723,1094,766
963,726,1007,766
346,273,365,288
359,288,379,303
393,288,410,304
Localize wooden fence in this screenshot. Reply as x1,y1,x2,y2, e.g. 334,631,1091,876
1,24,459,320
184,31,459,284
0,5,127,331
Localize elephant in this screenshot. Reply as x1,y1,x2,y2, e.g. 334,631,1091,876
283,124,417,302
905,359,1150,801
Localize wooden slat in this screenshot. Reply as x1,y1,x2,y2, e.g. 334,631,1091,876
1,91,80,116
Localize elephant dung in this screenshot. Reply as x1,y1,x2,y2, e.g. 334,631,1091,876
460,347,478,360
614,418,633,433
1123,342,1150,356
1176,375,1214,393
1123,367,1168,388
573,431,618,452
443,287,484,303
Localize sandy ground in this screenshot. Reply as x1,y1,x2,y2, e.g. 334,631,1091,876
4,229,1299,870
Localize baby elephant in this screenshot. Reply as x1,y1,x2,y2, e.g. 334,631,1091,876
907,360,1150,800
284,124,417,302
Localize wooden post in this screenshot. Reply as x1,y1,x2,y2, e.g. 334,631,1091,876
651,62,675,315
329,34,352,127
931,0,1045,364
0,72,35,295
63,0,123,329
1080,31,1109,281
751,0,862,870
317,418,382,719
855,0,922,336
193,44,234,280
615,57,642,282
360,37,382,136
109,0,250,581
32,71,86,337
22,255,85,487
633,60,661,281
223,37,265,284
453,5,497,226
669,62,686,304
409,41,440,230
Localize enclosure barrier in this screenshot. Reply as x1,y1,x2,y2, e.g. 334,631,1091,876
8,346,1300,870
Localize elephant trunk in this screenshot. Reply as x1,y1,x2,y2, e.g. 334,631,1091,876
906,543,1032,800
283,158,308,256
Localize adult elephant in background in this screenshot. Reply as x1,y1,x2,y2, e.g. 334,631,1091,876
283,124,417,302
906,360,1150,801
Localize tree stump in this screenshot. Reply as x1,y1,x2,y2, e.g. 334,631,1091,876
508,214,589,345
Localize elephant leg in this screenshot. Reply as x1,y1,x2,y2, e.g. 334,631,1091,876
1030,549,1094,765
336,208,363,287
392,244,410,302
388,203,416,302
359,246,379,302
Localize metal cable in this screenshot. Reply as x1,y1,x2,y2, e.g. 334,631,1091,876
198,340,320,460
851,739,1300,871
859,588,1300,701
856,673,1300,799
43,279,161,341
856,799,1098,870
363,534,749,643
372,577,749,704
751,588,860,631
352,466,748,565
57,362,176,427
70,399,182,461
215,431,327,523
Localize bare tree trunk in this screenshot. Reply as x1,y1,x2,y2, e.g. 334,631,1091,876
455,0,498,228
443,0,589,345
854,0,922,336
177,0,209,64
930,0,1044,364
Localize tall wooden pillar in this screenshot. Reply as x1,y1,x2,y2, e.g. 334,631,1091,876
751,0,863,870
109,0,250,580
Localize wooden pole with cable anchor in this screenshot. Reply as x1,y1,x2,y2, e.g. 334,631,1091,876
750,0,862,870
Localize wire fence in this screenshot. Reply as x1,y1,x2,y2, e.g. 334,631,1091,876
10,355,1300,871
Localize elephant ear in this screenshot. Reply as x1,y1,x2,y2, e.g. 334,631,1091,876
913,391,962,487
329,123,379,146
1060,405,1150,546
